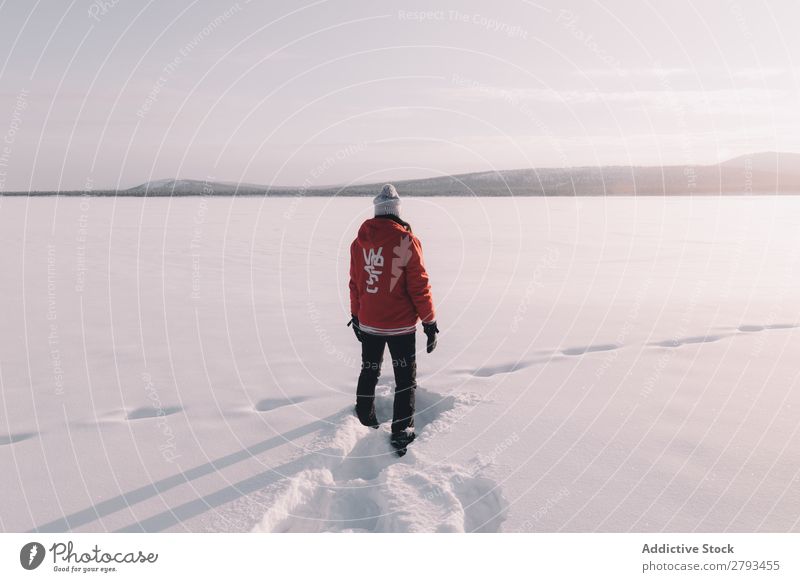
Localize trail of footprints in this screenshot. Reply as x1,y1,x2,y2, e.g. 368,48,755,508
11,396,308,442
467,322,800,378
3,322,797,447
251,386,508,533
1,406,187,446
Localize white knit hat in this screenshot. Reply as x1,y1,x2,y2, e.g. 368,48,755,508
373,184,401,216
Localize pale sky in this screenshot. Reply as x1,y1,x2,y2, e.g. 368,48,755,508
1,0,799,191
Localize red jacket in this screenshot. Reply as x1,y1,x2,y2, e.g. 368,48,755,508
349,217,435,335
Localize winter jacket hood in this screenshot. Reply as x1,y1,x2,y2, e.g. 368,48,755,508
356,216,407,247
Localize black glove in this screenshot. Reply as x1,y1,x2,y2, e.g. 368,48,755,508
348,315,364,342
422,321,439,353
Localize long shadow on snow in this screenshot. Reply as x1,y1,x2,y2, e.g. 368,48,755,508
115,388,458,532
31,411,342,533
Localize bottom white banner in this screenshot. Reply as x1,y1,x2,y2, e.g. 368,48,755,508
0,533,796,581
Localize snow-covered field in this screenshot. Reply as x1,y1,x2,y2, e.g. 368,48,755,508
1,195,799,533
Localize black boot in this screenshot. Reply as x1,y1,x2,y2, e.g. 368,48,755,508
355,401,380,429
390,430,416,456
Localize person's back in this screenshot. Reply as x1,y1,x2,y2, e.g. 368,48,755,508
347,184,439,455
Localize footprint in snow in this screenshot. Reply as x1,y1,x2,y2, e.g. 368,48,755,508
649,335,728,348
251,386,507,533
0,432,37,445
71,406,183,427
253,396,308,412
561,343,619,356
126,406,183,421
737,323,799,332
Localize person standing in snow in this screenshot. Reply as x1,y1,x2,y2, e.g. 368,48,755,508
348,184,439,454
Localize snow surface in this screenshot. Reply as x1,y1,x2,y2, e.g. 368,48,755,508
1,195,799,532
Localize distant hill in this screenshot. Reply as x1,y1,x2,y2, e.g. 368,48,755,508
124,178,280,195
13,152,800,196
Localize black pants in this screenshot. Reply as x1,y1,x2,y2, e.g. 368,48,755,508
356,332,416,434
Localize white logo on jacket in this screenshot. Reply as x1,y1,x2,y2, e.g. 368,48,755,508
390,235,412,292
363,247,384,293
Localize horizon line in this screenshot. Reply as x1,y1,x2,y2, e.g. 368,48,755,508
3,150,797,194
